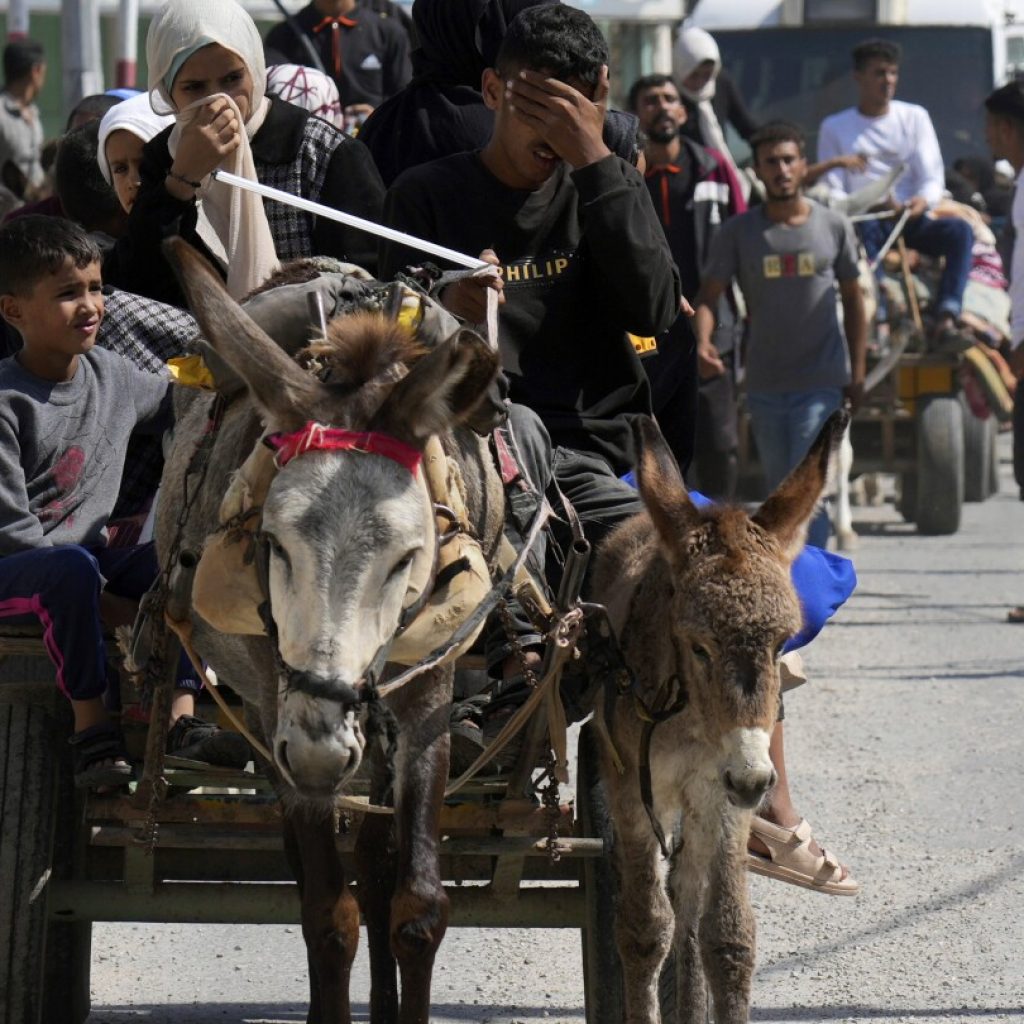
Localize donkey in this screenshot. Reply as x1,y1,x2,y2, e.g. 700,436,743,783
591,411,846,1024
155,242,505,1024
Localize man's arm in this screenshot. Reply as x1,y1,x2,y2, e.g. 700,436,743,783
906,107,945,213
382,18,412,98
816,118,850,199
839,277,867,412
693,277,729,379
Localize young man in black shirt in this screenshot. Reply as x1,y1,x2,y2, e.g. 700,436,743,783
381,5,679,480
380,4,680,750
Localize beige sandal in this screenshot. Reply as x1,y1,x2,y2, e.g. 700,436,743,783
747,816,859,896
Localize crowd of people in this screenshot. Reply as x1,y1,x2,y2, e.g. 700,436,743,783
2,0,1022,900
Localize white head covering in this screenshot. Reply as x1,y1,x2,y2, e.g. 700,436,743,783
145,0,279,299
266,63,344,130
674,27,721,103
146,0,267,117
673,26,748,198
97,92,174,185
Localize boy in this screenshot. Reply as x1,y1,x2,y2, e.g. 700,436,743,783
0,215,248,788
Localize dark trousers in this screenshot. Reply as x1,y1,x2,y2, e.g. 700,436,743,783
485,404,643,674
643,317,699,477
0,542,199,701
859,214,974,319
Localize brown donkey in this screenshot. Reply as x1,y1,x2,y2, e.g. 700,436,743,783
591,411,847,1024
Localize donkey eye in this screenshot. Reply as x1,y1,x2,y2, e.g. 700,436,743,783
265,534,289,565
691,643,710,662
388,550,417,579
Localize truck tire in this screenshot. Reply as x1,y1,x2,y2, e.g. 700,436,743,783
916,395,964,535
961,395,995,503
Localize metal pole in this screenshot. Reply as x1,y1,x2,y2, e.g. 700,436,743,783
115,0,140,89
7,0,30,40
62,0,104,116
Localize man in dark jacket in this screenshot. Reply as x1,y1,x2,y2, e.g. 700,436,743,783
264,0,411,123
630,72,746,495
380,5,679,731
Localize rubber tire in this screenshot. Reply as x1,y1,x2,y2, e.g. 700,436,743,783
897,473,917,523
915,395,964,535
961,395,995,503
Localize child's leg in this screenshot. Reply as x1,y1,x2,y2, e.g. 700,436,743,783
98,543,250,768
0,546,132,785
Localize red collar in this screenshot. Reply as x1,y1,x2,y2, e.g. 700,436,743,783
312,14,358,30
645,163,681,178
264,422,422,476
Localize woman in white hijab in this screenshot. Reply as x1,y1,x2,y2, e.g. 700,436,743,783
673,26,758,194
109,0,385,306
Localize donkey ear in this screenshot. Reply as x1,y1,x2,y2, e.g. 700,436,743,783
371,327,499,444
162,238,323,426
752,409,849,561
633,416,702,558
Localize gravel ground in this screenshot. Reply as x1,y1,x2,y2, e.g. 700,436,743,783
87,443,1024,1023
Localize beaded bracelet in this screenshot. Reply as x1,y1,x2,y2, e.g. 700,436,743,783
167,169,202,190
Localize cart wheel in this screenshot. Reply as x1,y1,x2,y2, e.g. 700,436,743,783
1,675,91,1024
577,723,682,1023
915,395,964,535
961,395,995,503
897,473,917,522
577,722,624,1024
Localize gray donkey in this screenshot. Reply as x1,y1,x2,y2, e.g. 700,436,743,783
592,411,846,1024
155,242,505,1024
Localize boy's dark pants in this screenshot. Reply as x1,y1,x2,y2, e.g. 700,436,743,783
0,542,198,701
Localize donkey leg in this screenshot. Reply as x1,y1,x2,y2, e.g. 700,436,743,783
284,807,360,1024
668,824,710,1024
389,670,452,1024
698,809,757,1024
355,777,399,1024
604,770,674,1024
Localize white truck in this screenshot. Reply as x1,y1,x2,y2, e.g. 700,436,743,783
687,0,1024,165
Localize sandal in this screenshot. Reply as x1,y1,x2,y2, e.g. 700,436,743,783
69,723,134,790
747,816,859,897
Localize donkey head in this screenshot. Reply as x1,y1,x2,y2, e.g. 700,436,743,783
633,411,847,809
168,241,498,800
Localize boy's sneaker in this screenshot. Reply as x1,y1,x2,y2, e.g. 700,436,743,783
167,714,251,769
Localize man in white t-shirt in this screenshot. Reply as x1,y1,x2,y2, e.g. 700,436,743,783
983,81,1024,620
818,38,973,343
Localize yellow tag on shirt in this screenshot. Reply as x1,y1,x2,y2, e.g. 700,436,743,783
629,334,658,357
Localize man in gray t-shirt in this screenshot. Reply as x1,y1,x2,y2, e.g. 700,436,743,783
694,120,866,548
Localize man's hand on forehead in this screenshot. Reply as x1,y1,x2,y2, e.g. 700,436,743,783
506,65,612,170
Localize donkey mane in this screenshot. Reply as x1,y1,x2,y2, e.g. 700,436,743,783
297,311,425,386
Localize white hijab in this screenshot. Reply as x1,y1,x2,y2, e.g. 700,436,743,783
673,26,746,193
267,63,344,130
97,92,174,185
146,0,280,299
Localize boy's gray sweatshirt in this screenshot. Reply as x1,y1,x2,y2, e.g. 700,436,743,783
0,346,172,555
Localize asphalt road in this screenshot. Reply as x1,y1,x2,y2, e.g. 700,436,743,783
86,440,1024,1024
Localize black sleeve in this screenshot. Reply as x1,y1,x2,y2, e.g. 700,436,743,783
312,137,387,276
572,155,681,337
382,19,412,99
101,133,222,309
263,22,304,66
719,70,759,142
378,172,446,281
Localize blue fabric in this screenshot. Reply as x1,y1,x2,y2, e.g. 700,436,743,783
617,475,856,652
745,387,844,548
